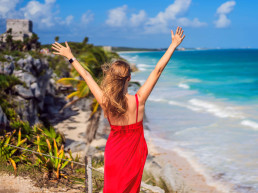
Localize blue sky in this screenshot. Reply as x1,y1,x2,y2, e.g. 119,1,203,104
0,0,257,48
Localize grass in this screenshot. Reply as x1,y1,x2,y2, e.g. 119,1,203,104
142,169,176,193
0,155,86,191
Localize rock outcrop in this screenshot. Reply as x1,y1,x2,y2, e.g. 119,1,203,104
0,54,67,127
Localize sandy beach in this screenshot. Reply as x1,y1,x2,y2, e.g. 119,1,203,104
144,129,233,193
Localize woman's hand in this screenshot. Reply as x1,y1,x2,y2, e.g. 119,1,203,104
51,41,74,59
171,26,185,48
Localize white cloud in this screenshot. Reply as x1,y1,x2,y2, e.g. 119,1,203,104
20,0,56,27
144,0,206,33
154,0,191,21
65,15,74,25
105,5,128,27
144,0,191,33
45,0,55,3
214,14,231,28
0,0,78,29
177,17,207,27
217,1,236,14
0,0,19,18
214,1,236,28
105,1,206,33
130,10,147,27
81,10,94,24
105,5,148,28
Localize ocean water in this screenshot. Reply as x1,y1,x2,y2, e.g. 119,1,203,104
119,49,258,193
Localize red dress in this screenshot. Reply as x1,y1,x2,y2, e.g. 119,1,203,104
104,93,148,193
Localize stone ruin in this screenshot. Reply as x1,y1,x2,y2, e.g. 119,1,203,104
0,19,33,42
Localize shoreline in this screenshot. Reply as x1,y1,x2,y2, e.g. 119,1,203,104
144,127,228,193
144,128,234,193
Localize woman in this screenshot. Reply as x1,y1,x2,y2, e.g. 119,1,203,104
52,26,185,192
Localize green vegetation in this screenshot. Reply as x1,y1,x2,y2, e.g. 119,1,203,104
0,128,29,175
142,170,171,192
1,28,41,52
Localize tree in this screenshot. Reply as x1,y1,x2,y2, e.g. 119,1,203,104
30,33,41,50
6,28,13,51
55,36,59,42
6,28,12,34
82,37,88,46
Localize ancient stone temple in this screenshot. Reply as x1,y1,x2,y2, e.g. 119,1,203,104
0,19,33,42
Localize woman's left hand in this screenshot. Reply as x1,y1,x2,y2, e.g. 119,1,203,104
52,41,74,59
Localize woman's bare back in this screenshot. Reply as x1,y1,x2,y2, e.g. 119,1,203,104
105,94,144,126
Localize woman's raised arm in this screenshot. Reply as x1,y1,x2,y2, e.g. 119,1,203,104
137,26,185,105
51,41,104,109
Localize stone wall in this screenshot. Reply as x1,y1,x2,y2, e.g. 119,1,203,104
1,19,33,42
102,46,112,52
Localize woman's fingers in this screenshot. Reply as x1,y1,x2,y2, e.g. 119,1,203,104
51,46,60,52
171,30,174,37
181,34,186,40
52,43,61,49
65,41,69,48
180,30,184,37
55,42,63,48
176,26,179,34
53,52,61,55
52,44,60,49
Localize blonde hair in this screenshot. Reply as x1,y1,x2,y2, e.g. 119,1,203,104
100,59,131,120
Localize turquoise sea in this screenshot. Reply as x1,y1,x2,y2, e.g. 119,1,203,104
119,49,258,193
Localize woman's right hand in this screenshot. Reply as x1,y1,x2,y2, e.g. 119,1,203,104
171,26,185,48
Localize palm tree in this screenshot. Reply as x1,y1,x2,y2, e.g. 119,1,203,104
55,36,59,42
57,51,103,155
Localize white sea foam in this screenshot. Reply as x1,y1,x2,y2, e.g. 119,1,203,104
186,78,202,83
138,67,147,71
168,100,202,111
128,55,138,62
137,63,153,68
136,63,153,71
153,96,247,121
149,135,178,148
134,79,145,84
174,127,199,135
177,78,201,89
148,97,167,102
188,98,246,119
178,83,190,89
241,120,258,131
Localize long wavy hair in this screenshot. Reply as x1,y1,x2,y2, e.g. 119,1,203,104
100,59,131,120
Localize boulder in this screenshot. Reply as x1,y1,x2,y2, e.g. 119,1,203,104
14,85,34,99
0,106,9,128
36,70,52,110
4,55,14,61
14,96,40,126
46,78,57,96
0,61,14,75
1,54,67,128
16,55,49,76
13,71,37,86
30,82,42,100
